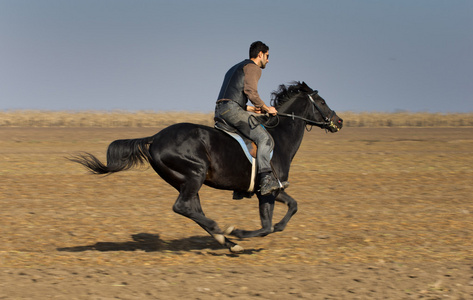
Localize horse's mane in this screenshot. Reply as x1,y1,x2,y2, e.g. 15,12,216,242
271,81,314,109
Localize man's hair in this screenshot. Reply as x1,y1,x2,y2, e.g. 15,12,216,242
249,41,269,59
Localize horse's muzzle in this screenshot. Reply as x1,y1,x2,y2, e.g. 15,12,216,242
327,116,343,132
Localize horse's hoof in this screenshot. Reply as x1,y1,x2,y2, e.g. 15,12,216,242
230,244,244,253
212,233,225,245
223,226,235,235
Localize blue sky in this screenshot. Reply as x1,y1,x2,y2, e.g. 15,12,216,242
1,0,472,112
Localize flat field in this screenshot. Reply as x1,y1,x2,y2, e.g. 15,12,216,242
0,124,472,299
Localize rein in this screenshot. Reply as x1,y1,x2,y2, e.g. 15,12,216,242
277,92,338,130
249,92,339,131
276,112,327,127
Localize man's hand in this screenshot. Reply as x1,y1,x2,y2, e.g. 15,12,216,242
246,106,262,114
265,106,278,116
249,104,277,116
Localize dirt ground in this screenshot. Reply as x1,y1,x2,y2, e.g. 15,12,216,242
0,126,472,299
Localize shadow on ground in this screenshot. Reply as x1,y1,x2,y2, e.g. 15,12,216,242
57,233,263,255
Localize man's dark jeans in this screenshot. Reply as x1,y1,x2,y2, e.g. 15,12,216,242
215,100,274,174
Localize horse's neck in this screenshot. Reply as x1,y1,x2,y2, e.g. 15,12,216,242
272,118,306,157
271,100,308,162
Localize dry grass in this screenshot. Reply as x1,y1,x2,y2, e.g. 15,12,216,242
0,111,214,128
341,111,473,127
0,110,472,127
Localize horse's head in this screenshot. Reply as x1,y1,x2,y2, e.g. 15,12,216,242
271,82,343,132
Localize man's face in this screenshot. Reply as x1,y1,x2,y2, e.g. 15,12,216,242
259,51,269,69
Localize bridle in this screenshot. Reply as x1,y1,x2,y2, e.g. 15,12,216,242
276,91,339,131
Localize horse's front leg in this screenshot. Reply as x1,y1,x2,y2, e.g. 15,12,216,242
273,191,298,232
229,193,275,238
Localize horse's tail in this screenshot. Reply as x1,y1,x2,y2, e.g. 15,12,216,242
69,136,154,175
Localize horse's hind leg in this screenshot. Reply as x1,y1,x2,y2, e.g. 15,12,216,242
172,188,243,253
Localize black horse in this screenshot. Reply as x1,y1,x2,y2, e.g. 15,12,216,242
70,81,343,252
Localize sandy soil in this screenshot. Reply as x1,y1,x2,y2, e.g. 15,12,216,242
1,126,472,299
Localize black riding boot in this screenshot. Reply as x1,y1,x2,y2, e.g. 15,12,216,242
259,173,280,195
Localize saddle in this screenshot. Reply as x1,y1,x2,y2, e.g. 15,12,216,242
214,117,287,199
214,117,257,162
214,117,269,199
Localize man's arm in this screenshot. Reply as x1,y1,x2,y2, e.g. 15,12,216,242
243,64,277,115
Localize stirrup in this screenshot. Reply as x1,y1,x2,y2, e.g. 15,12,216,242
280,180,290,190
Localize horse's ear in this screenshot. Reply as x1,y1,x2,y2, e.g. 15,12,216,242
300,81,312,92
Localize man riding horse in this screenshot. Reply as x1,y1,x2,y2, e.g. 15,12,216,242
215,41,285,196
70,42,343,252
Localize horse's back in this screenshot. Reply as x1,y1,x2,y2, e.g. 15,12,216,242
152,122,217,144
149,122,251,191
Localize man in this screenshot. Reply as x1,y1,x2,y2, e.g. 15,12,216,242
215,41,281,196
